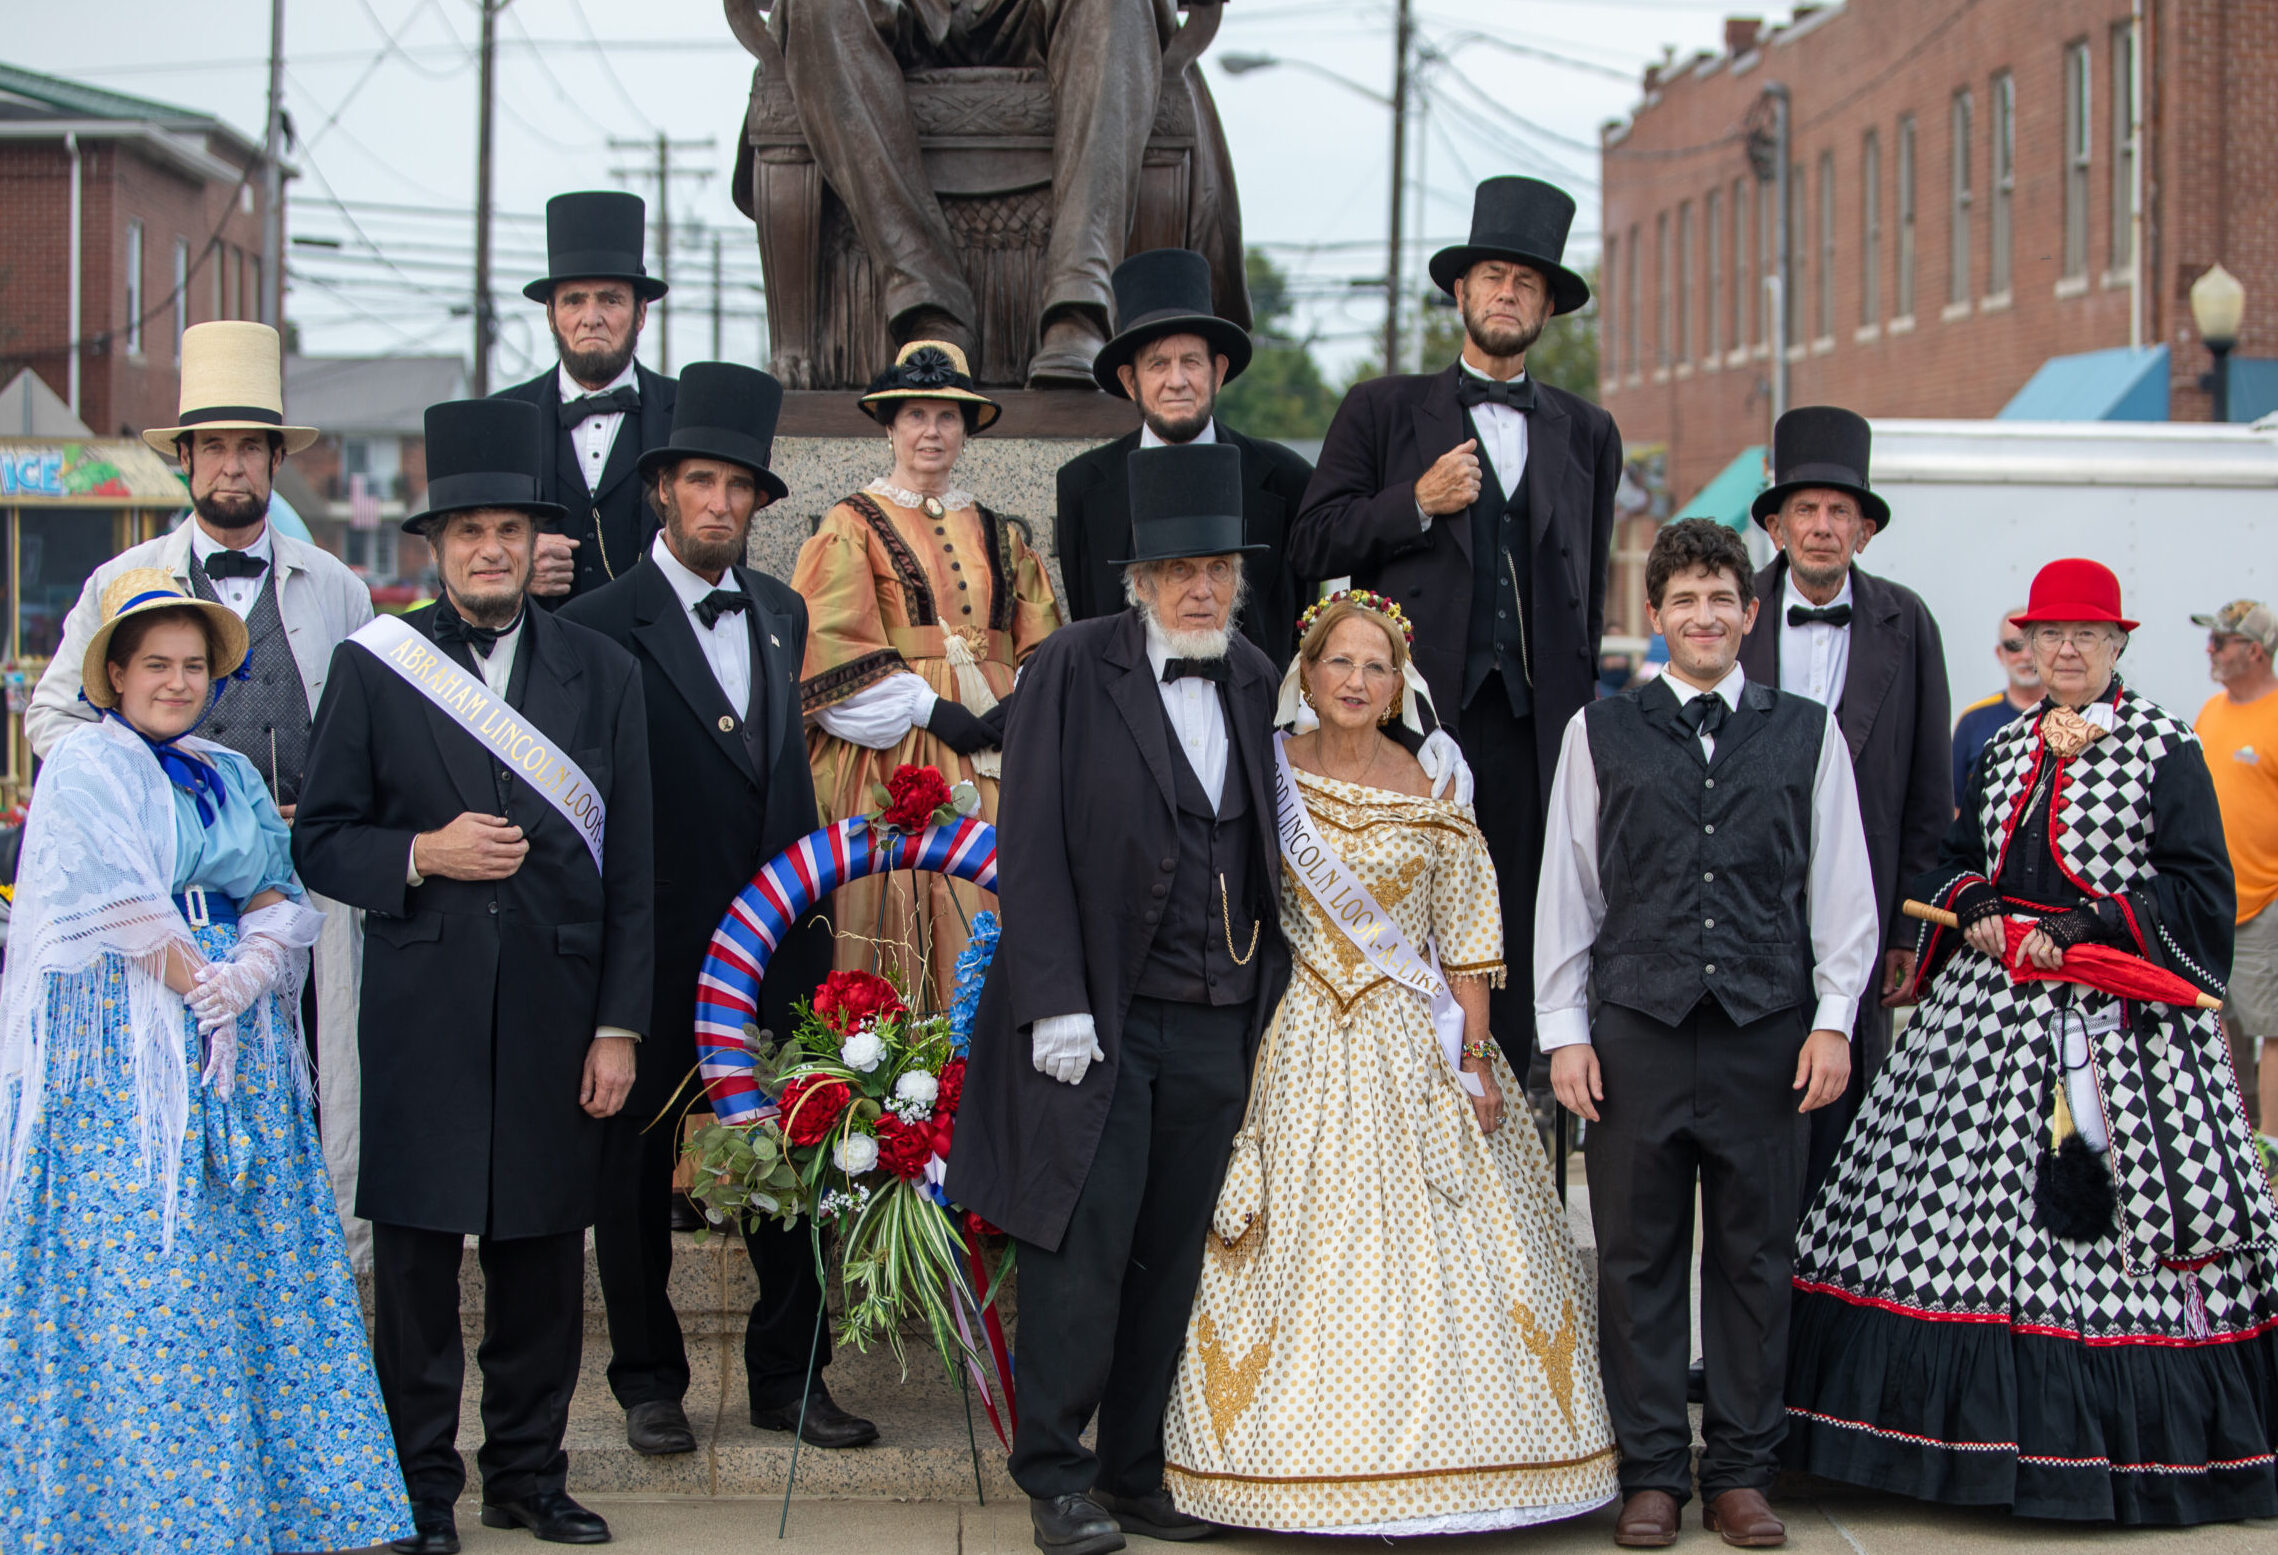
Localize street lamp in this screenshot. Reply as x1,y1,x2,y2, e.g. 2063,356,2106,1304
2190,262,2246,424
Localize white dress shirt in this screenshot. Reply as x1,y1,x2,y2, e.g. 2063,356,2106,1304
1416,360,1531,531
1144,614,1229,810
558,357,639,493
1532,664,1880,1051
188,521,275,617
649,532,750,714
1778,569,1854,711
1139,418,1218,449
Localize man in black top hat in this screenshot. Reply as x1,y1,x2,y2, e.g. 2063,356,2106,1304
1736,406,1952,1203
295,396,655,1554
559,364,879,1459
495,190,679,605
1290,175,1622,1073
1055,248,1314,670
949,442,1290,1555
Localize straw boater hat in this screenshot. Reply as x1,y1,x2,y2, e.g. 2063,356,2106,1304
857,341,1001,431
140,320,318,458
80,568,249,710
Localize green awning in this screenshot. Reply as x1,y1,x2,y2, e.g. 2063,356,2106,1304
1677,445,1765,532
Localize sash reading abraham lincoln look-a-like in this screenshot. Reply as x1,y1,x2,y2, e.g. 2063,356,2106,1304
349,613,608,872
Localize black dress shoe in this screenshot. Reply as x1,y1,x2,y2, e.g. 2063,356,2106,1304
479,1490,611,1544
751,1385,880,1448
1030,1492,1127,1555
626,1398,697,1455
1100,1487,1216,1541
669,1193,706,1232
391,1502,460,1555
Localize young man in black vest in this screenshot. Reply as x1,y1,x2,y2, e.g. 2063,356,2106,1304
494,190,679,604
1535,519,1877,1550
560,363,877,1458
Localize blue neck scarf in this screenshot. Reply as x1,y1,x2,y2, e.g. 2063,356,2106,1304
106,699,228,828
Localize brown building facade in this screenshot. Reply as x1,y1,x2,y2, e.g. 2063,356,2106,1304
1597,1,2278,508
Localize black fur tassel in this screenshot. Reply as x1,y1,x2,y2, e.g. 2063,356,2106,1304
2033,1133,2118,1243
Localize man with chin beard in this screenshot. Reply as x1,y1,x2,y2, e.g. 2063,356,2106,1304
1291,176,1620,1077
494,190,678,605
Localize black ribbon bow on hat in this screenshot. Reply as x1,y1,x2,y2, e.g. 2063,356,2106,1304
1677,693,1729,740
202,550,269,581
1787,602,1853,628
1162,657,1229,685
432,602,516,659
558,383,640,427
1456,375,1537,412
694,589,750,630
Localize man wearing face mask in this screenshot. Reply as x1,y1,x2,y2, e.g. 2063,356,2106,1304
295,396,654,1554
494,191,678,604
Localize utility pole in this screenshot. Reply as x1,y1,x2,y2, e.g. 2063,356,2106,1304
1763,82,1791,428
1383,0,1413,377
472,0,508,394
260,0,285,329
610,132,715,374
711,231,724,359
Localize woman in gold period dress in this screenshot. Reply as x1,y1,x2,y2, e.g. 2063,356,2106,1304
793,342,1060,1004
1162,597,1617,1535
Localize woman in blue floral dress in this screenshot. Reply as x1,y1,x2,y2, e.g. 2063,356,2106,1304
0,571,407,1553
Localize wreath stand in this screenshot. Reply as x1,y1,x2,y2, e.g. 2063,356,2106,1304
695,815,1005,1535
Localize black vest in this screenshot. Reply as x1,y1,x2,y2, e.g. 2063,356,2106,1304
1460,409,1531,718
1134,695,1261,1008
190,561,313,808
1585,677,1822,1027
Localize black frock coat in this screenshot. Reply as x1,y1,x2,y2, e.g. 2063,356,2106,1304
293,602,655,1239
944,609,1292,1251
558,556,834,1120
1053,423,1316,670
1287,362,1620,799
494,362,678,602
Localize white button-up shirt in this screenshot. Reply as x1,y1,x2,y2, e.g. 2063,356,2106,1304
1531,663,1880,1050
187,521,275,617
1144,614,1229,811
558,357,640,493
649,532,751,715
1460,359,1530,499
1139,418,1218,449
1778,569,1854,711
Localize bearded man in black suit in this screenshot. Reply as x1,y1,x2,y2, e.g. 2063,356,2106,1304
559,362,878,1458
1289,176,1621,1071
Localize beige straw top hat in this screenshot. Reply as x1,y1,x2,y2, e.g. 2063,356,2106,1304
141,320,319,458
79,568,250,710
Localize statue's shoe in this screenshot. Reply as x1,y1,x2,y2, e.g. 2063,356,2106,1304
1028,311,1109,387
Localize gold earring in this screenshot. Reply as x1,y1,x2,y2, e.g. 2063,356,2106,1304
1378,690,1402,727
1299,681,1317,711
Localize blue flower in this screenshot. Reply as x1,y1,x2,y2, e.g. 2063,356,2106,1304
948,911,999,1055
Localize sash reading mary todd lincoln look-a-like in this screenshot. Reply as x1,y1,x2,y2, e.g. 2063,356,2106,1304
348,613,607,874
1269,732,1482,1099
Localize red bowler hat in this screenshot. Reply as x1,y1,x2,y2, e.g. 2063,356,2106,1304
2010,558,2139,632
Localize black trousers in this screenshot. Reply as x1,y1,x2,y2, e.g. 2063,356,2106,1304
1458,675,1542,1071
370,1222,585,1506
592,1108,830,1412
1008,995,1250,1499
1583,999,1808,1505
1804,996,1891,1211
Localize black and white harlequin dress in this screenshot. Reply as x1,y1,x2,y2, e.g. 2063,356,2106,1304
1785,684,2278,1526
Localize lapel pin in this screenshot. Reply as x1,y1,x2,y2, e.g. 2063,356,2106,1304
769,634,782,647
719,715,737,732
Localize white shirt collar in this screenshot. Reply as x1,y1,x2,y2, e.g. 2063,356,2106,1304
649,531,734,616
557,355,640,402
1666,662,1747,709
1782,567,1854,613
1458,358,1529,387
1138,418,1218,450
188,519,274,565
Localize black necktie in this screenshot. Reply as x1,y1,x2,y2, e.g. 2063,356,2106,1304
1787,602,1853,628
432,603,515,660
1456,375,1536,412
1677,694,1729,740
1162,657,1229,685
694,589,750,630
202,550,268,581
558,384,640,427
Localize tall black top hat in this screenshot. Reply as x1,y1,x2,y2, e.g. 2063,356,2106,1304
1427,176,1590,315
524,190,667,303
1092,249,1253,398
401,398,566,534
637,362,790,502
1751,405,1890,529
1110,443,1271,566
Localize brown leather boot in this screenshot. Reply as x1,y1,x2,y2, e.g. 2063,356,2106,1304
1702,1487,1786,1547
1612,1490,1680,1548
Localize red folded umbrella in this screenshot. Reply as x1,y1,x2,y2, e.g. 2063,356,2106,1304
1904,901,2223,1012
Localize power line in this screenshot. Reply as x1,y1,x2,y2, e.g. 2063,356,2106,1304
567,0,661,134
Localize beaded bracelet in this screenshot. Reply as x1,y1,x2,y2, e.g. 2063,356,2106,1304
1461,1036,1494,1061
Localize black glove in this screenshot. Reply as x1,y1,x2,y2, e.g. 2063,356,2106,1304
2035,905,2106,950
978,692,1015,743
1950,879,2004,929
926,697,1001,756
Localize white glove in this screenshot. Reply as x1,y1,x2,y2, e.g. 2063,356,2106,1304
187,932,292,1038
1417,729,1475,806
1032,1013,1104,1086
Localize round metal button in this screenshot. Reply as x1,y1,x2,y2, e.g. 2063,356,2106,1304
488,901,500,915
1144,910,1159,925
1151,883,1167,898
1702,871,1715,882
1161,858,1176,871
1704,918,1715,929
1705,778,1715,788
1704,964,1715,975
1704,824,1715,834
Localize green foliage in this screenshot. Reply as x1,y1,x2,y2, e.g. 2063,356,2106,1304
1215,248,1342,442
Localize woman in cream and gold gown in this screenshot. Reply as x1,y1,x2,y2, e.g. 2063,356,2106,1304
793,341,1059,1004
1163,594,1617,1535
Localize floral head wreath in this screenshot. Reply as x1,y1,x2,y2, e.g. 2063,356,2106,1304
1298,588,1414,646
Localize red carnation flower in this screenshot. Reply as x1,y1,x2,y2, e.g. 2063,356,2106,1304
879,763,953,833
934,1058,966,1118
779,1076,851,1146
874,1113,935,1181
964,1210,1004,1241
812,969,906,1034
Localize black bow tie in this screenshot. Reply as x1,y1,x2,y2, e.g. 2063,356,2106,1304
1677,694,1730,739
432,603,517,660
202,550,269,581
559,384,640,426
693,589,750,630
1787,602,1853,628
1457,375,1536,413
1162,657,1229,685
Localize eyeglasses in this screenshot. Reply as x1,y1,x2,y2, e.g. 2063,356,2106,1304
1317,654,1398,682
2029,626,2115,650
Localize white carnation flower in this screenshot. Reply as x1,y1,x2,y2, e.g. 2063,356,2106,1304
833,1132,879,1174
840,1030,888,1073
893,1070,940,1107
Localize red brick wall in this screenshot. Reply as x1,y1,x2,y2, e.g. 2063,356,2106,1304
1598,0,2275,508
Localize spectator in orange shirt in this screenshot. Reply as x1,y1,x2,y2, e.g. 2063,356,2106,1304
2194,598,2278,1138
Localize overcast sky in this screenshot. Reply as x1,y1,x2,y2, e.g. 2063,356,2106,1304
19,0,1754,381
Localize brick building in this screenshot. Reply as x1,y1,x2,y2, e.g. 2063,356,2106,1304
1597,1,2278,513
0,61,270,442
